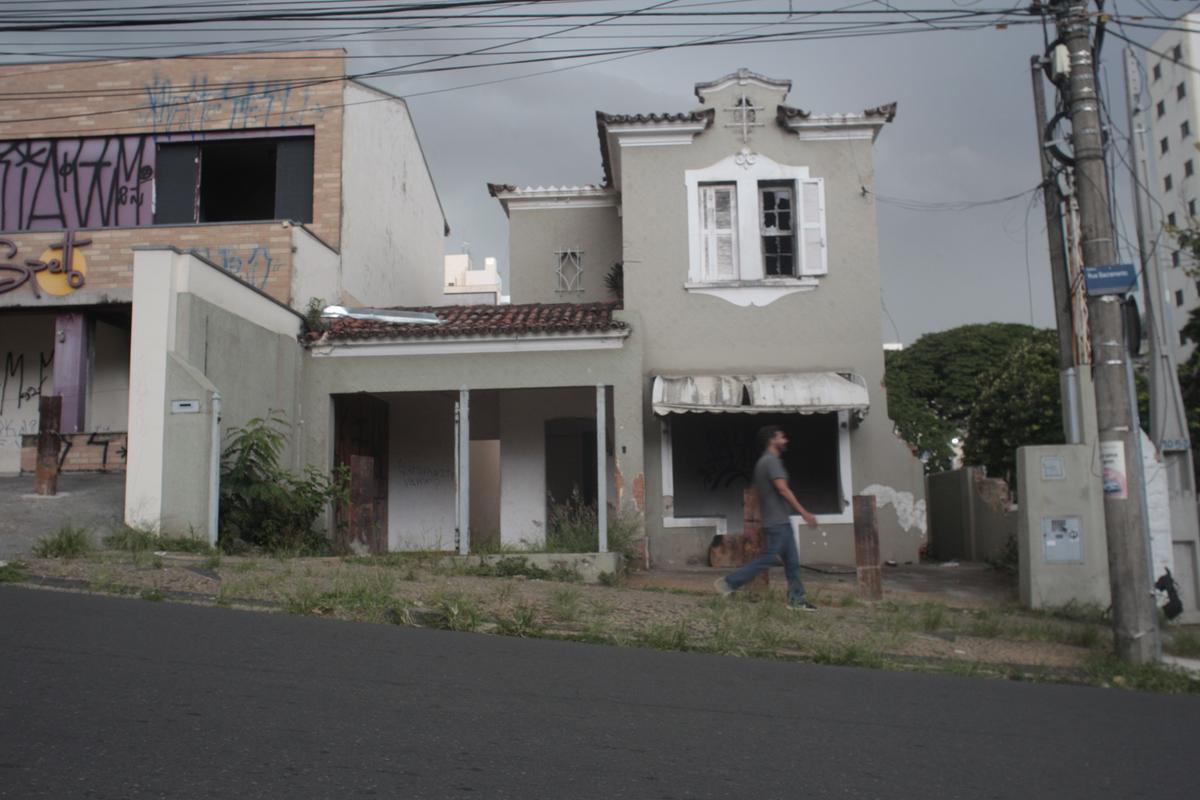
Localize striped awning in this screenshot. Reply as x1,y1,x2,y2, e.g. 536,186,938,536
651,372,870,416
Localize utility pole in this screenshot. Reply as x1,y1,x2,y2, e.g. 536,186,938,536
1123,46,1200,622
1031,54,1083,443
1054,0,1159,662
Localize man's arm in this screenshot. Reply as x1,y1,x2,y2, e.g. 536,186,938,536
772,478,818,528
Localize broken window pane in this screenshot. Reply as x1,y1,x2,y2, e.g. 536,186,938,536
759,181,796,276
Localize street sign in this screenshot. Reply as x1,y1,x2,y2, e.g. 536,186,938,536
1082,263,1137,296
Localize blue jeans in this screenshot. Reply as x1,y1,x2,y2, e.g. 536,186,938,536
725,523,806,603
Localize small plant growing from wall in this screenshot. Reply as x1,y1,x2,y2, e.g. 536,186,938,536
604,262,623,305
302,297,329,337
219,411,348,554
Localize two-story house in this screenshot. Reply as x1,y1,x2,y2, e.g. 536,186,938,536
0,51,448,476
297,70,925,566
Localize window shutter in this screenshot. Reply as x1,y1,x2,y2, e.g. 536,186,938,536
800,178,827,276
700,184,738,280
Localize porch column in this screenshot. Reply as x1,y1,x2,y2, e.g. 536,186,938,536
52,312,91,433
597,384,607,553
458,387,470,556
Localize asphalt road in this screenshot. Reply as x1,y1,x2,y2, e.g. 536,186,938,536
2,586,1198,800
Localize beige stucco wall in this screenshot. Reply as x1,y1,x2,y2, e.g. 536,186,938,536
0,313,54,474
125,249,303,537
340,82,447,307
507,204,622,304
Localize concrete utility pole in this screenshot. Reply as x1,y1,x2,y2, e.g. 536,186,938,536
1054,0,1159,662
1031,54,1084,443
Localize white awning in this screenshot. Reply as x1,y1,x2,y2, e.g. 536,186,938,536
651,372,870,417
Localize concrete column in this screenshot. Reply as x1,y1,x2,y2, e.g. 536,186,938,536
458,387,470,556
597,384,607,553
52,312,91,433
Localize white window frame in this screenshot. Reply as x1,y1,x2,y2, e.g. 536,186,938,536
554,248,584,293
684,154,826,306
658,411,853,535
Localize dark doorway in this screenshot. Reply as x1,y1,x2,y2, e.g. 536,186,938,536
545,417,597,516
333,393,389,554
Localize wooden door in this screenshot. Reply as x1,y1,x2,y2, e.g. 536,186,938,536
333,394,389,554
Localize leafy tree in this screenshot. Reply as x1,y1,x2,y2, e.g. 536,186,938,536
962,330,1064,485
884,323,1049,472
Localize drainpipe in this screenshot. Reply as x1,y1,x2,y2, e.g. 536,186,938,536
209,391,222,546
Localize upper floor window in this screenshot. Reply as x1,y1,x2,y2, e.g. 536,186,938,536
1176,289,1185,307
1183,120,1191,138
154,136,313,225
1187,159,1195,178
1174,44,1184,62
1169,212,1178,227
1162,137,1171,155
1154,63,1163,81
1189,198,1196,217
1178,82,1187,101
1166,174,1174,192
1158,100,1167,118
554,249,584,292
688,154,826,299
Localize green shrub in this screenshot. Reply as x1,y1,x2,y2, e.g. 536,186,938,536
33,525,92,559
219,412,347,555
0,561,27,583
545,489,641,559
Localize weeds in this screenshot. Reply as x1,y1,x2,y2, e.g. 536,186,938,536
0,561,27,583
549,587,584,622
1084,655,1200,695
105,525,215,555
809,643,886,669
140,588,165,602
202,552,222,571
497,603,544,637
1166,628,1200,658
638,622,690,651
429,592,482,632
33,525,92,559
919,603,948,632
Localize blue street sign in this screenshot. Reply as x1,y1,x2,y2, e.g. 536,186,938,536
1083,263,1138,296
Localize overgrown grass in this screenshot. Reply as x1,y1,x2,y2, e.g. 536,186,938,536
0,561,27,583
140,588,165,602
497,603,544,637
33,525,92,559
428,591,482,632
104,525,215,555
1084,655,1200,694
1166,628,1200,658
638,622,690,651
548,586,583,622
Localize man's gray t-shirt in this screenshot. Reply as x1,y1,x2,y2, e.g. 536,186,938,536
753,452,792,527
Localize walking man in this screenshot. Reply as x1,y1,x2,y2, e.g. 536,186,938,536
714,425,819,610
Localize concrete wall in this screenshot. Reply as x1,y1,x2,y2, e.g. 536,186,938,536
0,313,54,474
604,81,924,566
507,205,621,305
926,467,1017,563
125,248,303,538
291,224,342,313
340,82,447,307
387,392,457,550
1017,444,1111,610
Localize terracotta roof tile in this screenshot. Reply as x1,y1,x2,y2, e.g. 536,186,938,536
311,301,626,343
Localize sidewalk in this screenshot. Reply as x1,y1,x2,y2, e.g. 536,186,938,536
628,560,1019,609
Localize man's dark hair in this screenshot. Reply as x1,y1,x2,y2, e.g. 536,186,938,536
757,425,784,453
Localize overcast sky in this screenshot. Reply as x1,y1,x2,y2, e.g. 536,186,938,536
2,1,1191,343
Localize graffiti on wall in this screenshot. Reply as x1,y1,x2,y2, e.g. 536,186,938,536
0,235,90,298
1,349,53,416
142,74,326,134
1,348,52,451
188,243,276,289
0,136,154,231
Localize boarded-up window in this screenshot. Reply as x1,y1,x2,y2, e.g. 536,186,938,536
700,183,738,280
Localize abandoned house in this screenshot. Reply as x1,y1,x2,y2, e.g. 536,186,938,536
3,61,925,568
0,50,448,496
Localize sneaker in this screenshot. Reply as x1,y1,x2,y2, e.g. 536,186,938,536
713,577,733,598
788,600,818,612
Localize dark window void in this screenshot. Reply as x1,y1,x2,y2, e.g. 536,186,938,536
545,417,598,510
670,412,841,526
759,181,796,277
154,136,313,225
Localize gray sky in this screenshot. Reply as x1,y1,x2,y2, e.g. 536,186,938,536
1,1,1188,343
